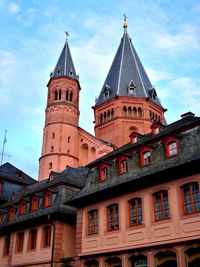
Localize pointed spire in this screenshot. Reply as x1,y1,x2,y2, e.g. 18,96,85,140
50,33,77,80
95,21,162,107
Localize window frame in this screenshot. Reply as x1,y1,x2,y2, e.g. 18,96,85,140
8,207,15,221
129,132,138,144
107,204,119,231
181,182,200,215
44,191,52,208
153,190,170,221
43,226,52,248
19,200,26,216
128,198,143,226
88,209,98,235
28,229,37,250
31,195,39,212
118,155,128,175
139,146,152,167
15,232,24,253
99,163,108,182
163,136,178,158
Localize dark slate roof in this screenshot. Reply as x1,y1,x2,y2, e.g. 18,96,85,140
50,39,78,80
68,113,200,206
95,28,162,107
0,162,37,185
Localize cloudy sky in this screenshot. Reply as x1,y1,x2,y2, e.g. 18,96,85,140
0,0,200,179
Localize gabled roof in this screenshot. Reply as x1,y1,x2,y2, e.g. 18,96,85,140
0,162,36,185
95,25,162,107
50,37,78,81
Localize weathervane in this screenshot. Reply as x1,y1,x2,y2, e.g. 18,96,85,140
65,31,69,41
123,14,128,29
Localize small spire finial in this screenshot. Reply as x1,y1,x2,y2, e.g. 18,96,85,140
65,31,69,41
123,14,128,30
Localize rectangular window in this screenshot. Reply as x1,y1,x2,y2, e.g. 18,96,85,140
88,209,98,235
3,235,11,256
182,182,200,214
129,198,143,226
16,232,24,253
28,229,37,250
107,204,119,231
43,226,51,248
154,191,170,221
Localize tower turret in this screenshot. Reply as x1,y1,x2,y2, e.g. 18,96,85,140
39,34,81,180
94,18,166,147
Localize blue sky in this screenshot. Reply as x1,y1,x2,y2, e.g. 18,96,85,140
0,0,200,179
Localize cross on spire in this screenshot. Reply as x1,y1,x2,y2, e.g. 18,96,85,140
123,14,128,29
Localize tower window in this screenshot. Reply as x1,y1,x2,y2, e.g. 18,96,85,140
103,84,111,99
49,162,52,169
52,133,55,139
70,91,73,102
50,146,54,152
128,80,136,95
58,89,62,100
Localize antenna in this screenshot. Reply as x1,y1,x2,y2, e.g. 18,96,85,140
0,130,8,166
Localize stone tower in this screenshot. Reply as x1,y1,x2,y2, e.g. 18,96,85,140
93,19,166,147
39,35,81,180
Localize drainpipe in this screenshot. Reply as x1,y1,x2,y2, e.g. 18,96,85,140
48,214,56,267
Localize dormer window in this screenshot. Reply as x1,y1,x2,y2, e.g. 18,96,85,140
44,191,52,208
118,155,128,175
103,84,110,99
163,136,178,158
0,212,2,224
99,163,108,182
19,200,26,216
31,196,38,212
8,207,15,221
149,87,157,100
128,80,136,95
129,132,139,144
11,192,16,200
139,146,152,167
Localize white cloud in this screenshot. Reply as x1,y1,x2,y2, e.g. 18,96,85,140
146,68,173,84
8,2,20,14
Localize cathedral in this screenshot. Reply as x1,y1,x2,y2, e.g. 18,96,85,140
0,20,200,267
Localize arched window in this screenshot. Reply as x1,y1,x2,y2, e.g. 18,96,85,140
52,132,55,139
84,259,99,267
154,251,177,267
50,146,54,152
128,107,132,117
70,91,73,102
107,110,110,120
153,190,170,221
54,90,58,100
58,89,62,100
19,200,26,216
133,107,137,117
68,136,71,143
129,198,143,226
185,247,200,267
111,108,114,118
88,209,98,235
104,111,107,121
31,196,38,212
181,182,200,215
49,162,52,169
107,204,119,231
129,254,147,267
44,192,52,208
123,106,127,116
66,90,69,100
138,107,142,117
100,113,103,123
